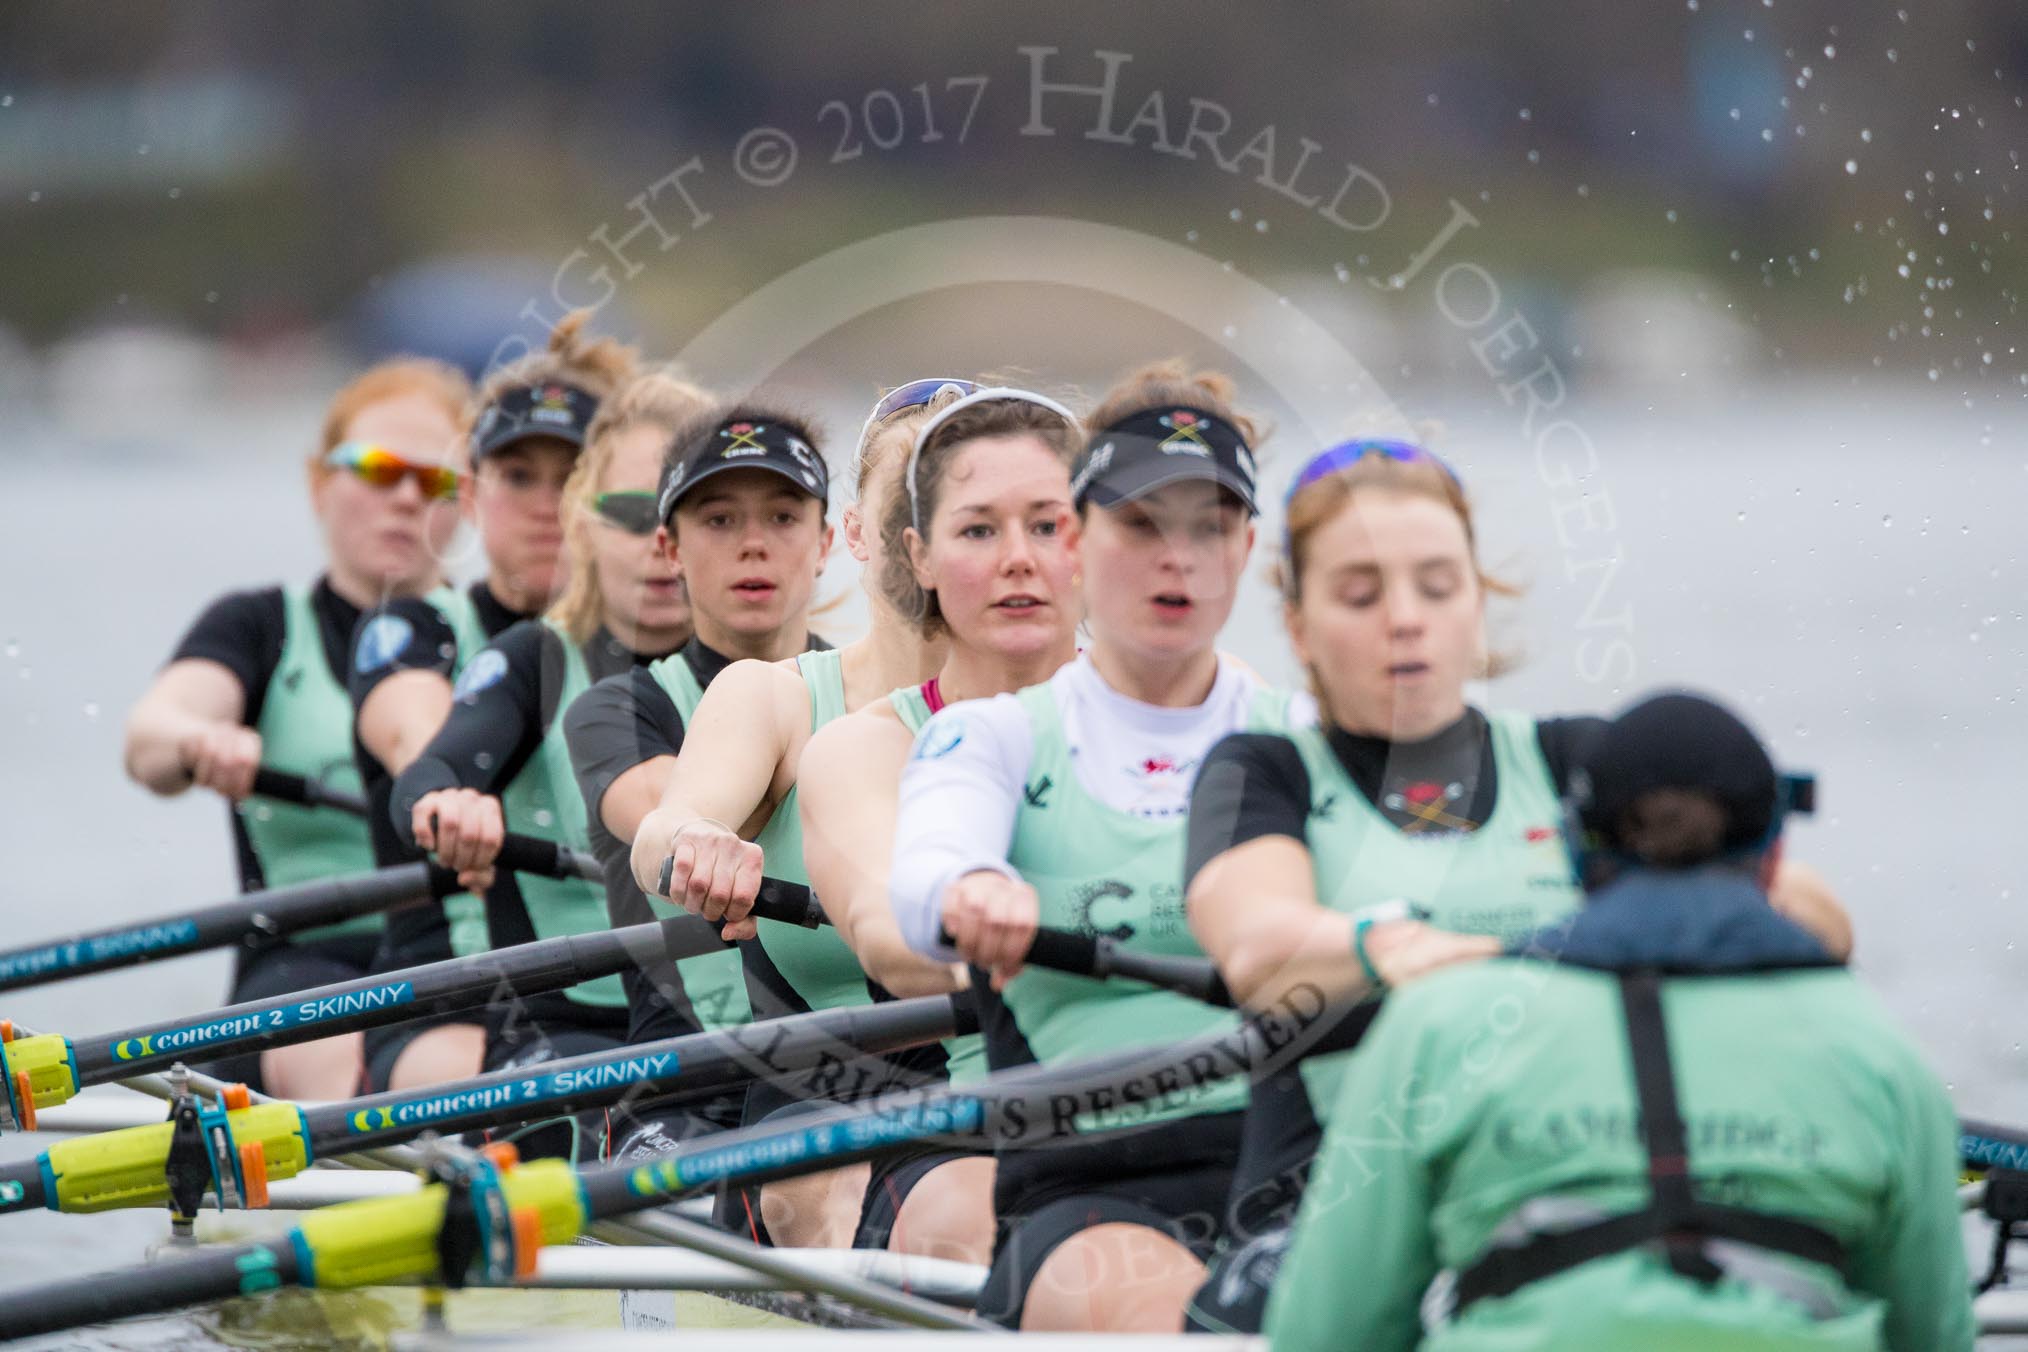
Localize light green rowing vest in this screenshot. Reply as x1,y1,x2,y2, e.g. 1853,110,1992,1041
748,650,869,1014
487,618,622,1007
997,679,1294,1129
1292,708,1582,1121
239,585,378,944
423,584,495,962
640,651,753,1031
887,684,987,1086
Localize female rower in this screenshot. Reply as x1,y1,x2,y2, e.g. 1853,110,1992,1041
123,355,469,1098
1181,440,1856,1334
555,398,835,1143
382,372,722,1110
884,364,1285,1332
633,380,1050,1260
349,312,634,1091
1267,691,1972,1352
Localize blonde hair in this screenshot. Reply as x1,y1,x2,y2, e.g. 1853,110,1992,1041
545,368,716,645
468,309,639,446
851,384,970,504
878,391,1082,636
313,356,471,470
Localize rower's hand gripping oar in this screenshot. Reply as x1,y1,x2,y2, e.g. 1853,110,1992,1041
0,885,823,1129
248,767,369,819
932,924,1235,1007
653,856,1226,1002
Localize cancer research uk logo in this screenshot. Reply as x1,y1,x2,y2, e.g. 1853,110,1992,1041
354,614,414,674
454,649,510,701
910,714,966,761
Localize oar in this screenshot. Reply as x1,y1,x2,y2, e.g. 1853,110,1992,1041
249,768,368,819
993,927,1233,1007
0,884,820,1127
0,993,967,1218
0,991,1320,1339
0,830,598,995
1963,1119,2028,1173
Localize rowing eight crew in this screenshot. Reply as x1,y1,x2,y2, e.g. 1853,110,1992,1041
124,315,1961,1347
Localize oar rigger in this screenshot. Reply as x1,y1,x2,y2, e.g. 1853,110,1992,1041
35,1072,311,1217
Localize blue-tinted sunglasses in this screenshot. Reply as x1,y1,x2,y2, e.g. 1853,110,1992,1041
854,378,979,452
849,379,981,494
1283,439,1464,511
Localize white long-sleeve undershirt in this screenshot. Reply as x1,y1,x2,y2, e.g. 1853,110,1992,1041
888,652,1309,957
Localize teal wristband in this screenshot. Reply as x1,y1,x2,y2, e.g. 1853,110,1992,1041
1352,915,1386,991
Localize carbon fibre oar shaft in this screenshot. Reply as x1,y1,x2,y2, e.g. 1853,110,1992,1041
0,883,821,1128
0,830,595,997
0,992,965,1217
0,991,1317,1339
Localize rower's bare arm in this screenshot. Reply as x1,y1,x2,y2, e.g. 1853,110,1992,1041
1189,834,1362,1009
597,755,673,846
1189,842,1499,1005
123,658,251,796
356,669,452,777
630,660,796,906
799,712,960,997
1769,857,1854,960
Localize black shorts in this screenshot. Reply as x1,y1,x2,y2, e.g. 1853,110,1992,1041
715,1087,981,1251
474,1019,633,1164
198,934,378,1094
1182,1223,1293,1335
976,1160,1234,1330
360,1008,486,1094
606,1091,747,1164
1224,1059,1322,1240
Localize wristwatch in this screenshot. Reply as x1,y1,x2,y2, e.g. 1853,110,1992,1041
1348,898,1428,989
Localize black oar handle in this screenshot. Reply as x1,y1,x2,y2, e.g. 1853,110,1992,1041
494,832,599,883
941,926,1234,1007
249,768,369,818
652,855,825,929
